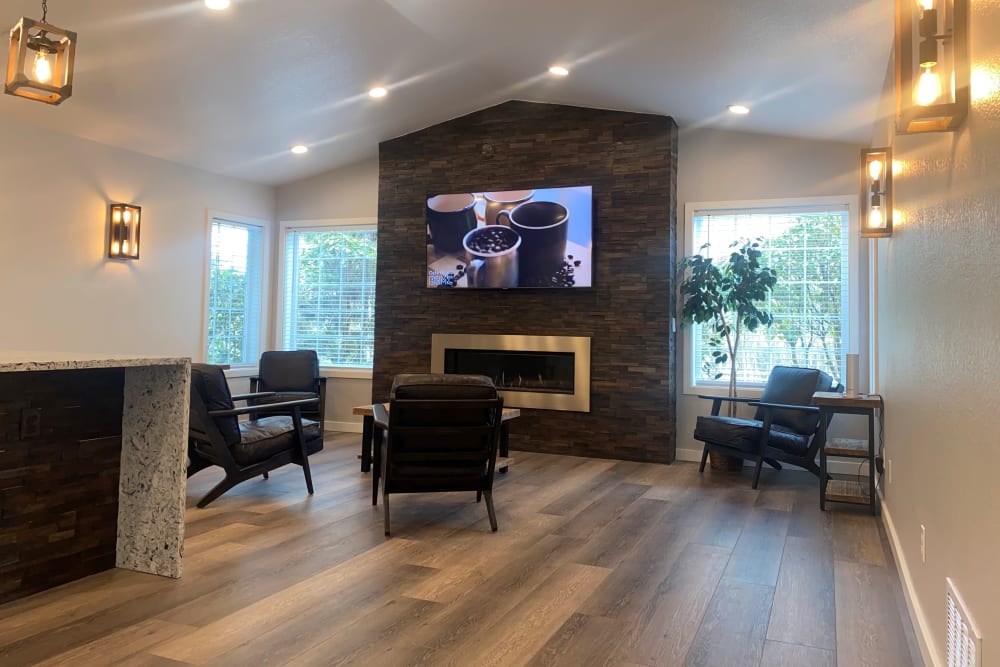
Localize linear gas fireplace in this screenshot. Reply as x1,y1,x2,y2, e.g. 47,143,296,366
431,334,590,412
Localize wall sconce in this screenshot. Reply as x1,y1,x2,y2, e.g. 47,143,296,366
895,0,969,133
860,148,892,238
5,1,76,105
108,204,141,260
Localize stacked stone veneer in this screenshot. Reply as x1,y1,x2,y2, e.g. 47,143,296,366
374,101,678,462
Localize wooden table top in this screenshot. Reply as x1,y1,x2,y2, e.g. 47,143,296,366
352,403,521,421
812,391,882,409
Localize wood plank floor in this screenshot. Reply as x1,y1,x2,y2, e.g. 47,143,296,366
0,433,922,666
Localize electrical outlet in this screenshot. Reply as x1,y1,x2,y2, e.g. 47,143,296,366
19,407,41,439
920,524,926,563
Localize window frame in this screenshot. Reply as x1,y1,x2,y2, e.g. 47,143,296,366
201,211,272,373
681,195,860,396
275,217,378,380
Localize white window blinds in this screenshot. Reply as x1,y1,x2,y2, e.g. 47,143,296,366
207,218,264,365
690,204,851,385
282,227,377,368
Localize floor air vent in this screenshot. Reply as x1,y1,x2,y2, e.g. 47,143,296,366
947,578,982,667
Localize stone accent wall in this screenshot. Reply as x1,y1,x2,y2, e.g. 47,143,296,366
375,101,677,462
0,369,124,604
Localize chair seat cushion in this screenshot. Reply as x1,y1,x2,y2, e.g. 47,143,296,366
232,417,322,466
694,415,811,456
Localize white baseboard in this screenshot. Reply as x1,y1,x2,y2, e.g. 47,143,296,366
674,447,870,476
325,420,364,434
882,502,940,667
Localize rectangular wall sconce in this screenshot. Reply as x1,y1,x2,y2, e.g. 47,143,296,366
5,15,76,105
895,0,969,133
108,204,141,260
860,148,892,238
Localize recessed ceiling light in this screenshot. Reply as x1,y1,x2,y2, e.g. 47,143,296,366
204,0,230,10
728,104,750,115
548,65,570,77
369,86,387,98
290,144,309,155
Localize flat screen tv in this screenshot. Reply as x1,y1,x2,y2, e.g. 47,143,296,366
426,185,593,289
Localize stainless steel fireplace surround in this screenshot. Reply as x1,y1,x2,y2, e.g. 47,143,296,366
431,334,591,412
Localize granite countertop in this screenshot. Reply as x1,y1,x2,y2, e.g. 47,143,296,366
0,352,190,373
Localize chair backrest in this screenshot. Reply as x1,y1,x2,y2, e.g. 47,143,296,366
190,363,241,447
385,374,502,492
754,365,837,435
258,350,320,392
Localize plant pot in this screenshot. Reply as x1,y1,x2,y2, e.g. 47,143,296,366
709,451,743,472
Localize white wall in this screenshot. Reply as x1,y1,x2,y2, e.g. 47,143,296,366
871,10,1000,663
275,158,379,428
675,127,867,460
0,116,274,359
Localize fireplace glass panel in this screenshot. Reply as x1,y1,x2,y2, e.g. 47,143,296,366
444,349,575,394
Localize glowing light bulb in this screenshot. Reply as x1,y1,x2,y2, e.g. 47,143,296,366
917,0,934,10
869,207,883,229
123,209,132,224
916,67,942,106
33,51,53,83
868,159,883,182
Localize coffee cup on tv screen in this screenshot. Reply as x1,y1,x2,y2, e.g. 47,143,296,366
427,193,477,254
496,200,568,286
463,225,521,288
483,190,534,226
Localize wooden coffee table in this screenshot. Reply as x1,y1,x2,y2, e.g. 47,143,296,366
352,403,520,474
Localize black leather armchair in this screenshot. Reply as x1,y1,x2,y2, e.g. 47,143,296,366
694,365,842,488
187,363,323,507
372,374,504,536
249,350,327,429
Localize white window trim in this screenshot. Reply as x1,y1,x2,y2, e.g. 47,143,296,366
200,210,273,372
275,217,377,380
681,195,860,396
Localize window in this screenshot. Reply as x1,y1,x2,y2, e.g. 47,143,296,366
684,197,857,390
280,220,377,368
205,216,267,366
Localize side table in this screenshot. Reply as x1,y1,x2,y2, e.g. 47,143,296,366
813,391,883,515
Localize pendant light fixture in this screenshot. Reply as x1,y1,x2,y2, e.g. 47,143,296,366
5,0,77,105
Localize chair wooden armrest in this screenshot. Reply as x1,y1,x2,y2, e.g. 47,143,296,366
209,396,319,418
696,394,757,403
749,401,821,414
697,394,758,416
231,391,278,401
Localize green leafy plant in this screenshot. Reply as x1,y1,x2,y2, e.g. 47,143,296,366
678,238,778,415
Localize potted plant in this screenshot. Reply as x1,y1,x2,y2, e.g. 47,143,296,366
678,238,778,470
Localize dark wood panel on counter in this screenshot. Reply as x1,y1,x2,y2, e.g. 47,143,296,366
0,369,125,604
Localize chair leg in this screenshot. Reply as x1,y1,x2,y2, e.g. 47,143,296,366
197,476,239,508
751,455,765,489
764,458,782,470
383,491,391,536
301,453,314,495
484,490,498,532
476,490,482,503
372,463,380,506
699,444,710,473
262,471,269,480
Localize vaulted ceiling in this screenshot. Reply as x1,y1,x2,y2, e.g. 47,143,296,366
0,0,893,185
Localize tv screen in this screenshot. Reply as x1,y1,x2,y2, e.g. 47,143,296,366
426,185,593,289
